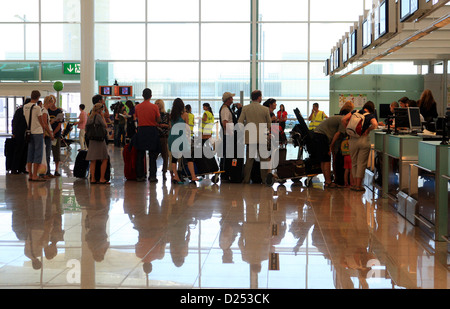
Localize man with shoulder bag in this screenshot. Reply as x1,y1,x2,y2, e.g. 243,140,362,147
23,90,47,182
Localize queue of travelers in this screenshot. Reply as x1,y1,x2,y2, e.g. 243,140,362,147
10,88,441,191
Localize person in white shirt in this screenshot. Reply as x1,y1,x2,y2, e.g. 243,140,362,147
23,90,47,182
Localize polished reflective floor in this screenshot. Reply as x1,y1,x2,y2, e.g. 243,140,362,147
0,137,448,289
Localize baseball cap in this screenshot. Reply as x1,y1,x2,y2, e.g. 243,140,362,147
222,92,235,102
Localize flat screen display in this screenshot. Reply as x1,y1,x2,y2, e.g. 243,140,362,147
334,48,340,69
395,107,409,128
362,19,372,49
379,103,392,119
401,0,419,21
118,86,132,96
408,107,422,130
379,1,387,37
99,86,113,96
350,30,357,57
401,0,411,20
342,38,348,63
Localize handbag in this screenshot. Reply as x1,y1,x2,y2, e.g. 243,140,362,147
25,105,34,143
86,114,107,141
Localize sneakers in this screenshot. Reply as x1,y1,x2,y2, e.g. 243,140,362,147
54,171,61,177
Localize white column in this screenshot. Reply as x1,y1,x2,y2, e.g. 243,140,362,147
251,0,258,92
80,0,95,112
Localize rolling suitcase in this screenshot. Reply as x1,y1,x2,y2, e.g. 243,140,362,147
194,156,219,175
251,160,262,184
123,144,145,180
4,138,16,172
73,150,90,178
224,158,244,183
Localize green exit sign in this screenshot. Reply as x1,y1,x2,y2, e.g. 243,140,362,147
63,63,81,74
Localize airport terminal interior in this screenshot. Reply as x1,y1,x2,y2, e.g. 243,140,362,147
0,0,449,289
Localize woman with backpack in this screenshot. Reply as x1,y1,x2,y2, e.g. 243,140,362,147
341,101,378,192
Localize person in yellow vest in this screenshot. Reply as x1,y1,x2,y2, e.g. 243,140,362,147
201,103,214,145
185,104,195,137
308,102,328,130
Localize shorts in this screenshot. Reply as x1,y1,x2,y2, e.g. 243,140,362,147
344,155,352,169
51,137,61,162
27,134,44,164
312,133,331,162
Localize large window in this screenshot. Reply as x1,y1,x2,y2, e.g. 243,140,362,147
0,0,81,79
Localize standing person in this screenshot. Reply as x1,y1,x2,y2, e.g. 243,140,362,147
112,102,121,147
86,103,110,185
74,104,87,151
237,90,272,184
341,136,353,188
48,98,64,177
263,98,278,122
41,96,55,179
134,88,161,183
155,99,170,181
341,101,378,192
23,90,46,182
201,103,214,146
417,89,438,123
115,104,127,147
125,100,136,140
168,98,200,183
277,104,288,132
308,102,328,131
11,98,31,174
185,104,195,138
219,92,242,181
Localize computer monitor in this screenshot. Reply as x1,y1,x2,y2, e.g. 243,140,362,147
379,103,392,119
394,107,409,129
408,107,422,131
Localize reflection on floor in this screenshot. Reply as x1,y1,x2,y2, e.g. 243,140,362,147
0,138,448,289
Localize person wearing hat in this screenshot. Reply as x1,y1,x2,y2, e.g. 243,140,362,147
134,88,161,182
219,92,242,181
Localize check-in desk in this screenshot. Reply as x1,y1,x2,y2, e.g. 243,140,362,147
412,141,449,242
372,132,421,200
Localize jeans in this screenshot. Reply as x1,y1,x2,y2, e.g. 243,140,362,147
27,134,44,164
137,150,159,179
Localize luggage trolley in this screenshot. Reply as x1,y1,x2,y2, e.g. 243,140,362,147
61,122,75,150
265,108,322,187
177,142,224,184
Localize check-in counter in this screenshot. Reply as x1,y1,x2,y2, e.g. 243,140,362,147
412,141,449,242
374,134,421,201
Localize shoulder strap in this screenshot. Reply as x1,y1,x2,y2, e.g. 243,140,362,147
27,105,34,130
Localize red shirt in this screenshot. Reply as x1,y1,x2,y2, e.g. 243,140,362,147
135,100,160,127
277,110,287,121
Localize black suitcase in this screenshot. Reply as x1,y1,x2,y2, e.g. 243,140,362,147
73,150,90,178
224,157,244,183
277,159,305,179
251,160,262,184
4,138,16,172
94,156,111,182
194,156,219,175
